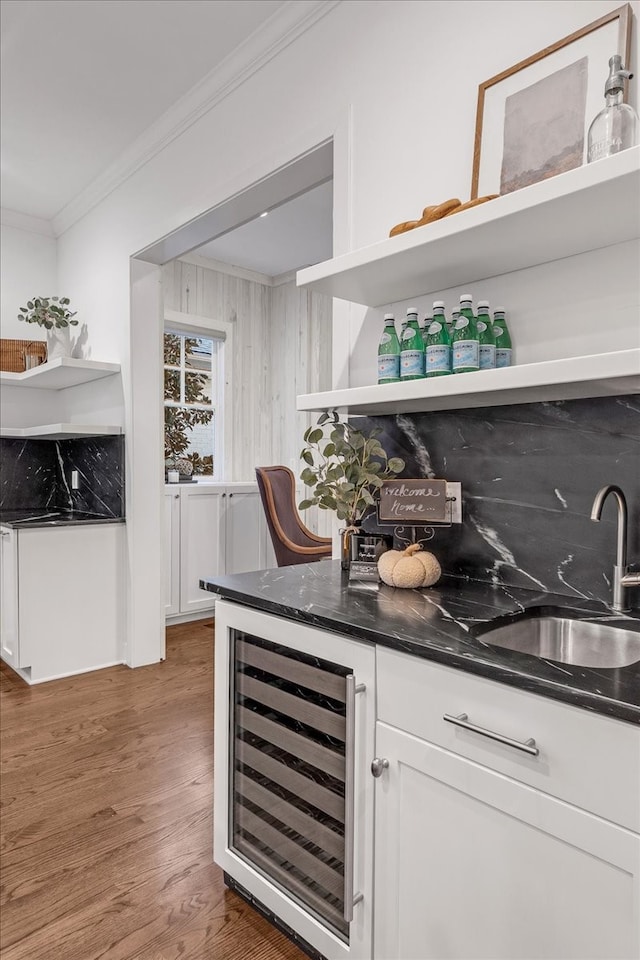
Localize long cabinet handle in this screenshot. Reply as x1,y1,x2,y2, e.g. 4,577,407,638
443,712,539,757
344,676,365,923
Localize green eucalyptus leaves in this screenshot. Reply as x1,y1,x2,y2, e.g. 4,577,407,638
299,411,405,525
18,297,78,329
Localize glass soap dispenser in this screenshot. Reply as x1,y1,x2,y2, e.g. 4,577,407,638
587,55,638,163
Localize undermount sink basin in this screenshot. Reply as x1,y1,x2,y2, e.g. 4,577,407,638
477,612,640,669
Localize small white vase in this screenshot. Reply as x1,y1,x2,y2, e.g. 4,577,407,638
46,326,72,361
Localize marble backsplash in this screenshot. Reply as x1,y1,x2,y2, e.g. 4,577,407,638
0,436,125,517
356,394,640,605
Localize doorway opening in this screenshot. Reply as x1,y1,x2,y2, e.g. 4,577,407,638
133,140,335,640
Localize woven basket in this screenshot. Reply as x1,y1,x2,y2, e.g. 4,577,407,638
0,339,48,373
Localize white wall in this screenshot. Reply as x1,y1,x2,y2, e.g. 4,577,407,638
51,0,639,667
0,215,57,341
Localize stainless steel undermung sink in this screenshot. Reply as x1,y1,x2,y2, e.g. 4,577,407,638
479,615,640,669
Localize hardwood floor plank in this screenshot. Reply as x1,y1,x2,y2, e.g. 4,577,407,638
0,621,305,960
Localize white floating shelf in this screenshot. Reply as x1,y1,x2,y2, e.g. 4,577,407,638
297,350,640,415
1,424,123,440
0,357,120,390
296,148,640,306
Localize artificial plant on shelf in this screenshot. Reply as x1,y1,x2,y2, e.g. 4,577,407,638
17,297,77,329
17,296,78,363
299,411,405,562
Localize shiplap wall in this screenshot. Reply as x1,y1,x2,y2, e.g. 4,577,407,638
162,259,332,531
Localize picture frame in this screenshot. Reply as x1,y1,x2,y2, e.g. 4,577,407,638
471,3,633,198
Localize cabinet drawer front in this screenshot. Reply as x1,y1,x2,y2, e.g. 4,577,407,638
377,647,640,831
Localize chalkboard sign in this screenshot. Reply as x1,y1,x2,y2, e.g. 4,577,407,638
378,479,449,522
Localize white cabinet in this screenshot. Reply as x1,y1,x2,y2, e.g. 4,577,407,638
213,601,376,960
0,523,124,684
0,527,20,669
374,648,640,960
179,485,225,614
224,485,270,575
164,483,273,620
211,602,640,959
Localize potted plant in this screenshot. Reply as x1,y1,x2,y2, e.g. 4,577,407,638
17,297,78,361
299,411,405,566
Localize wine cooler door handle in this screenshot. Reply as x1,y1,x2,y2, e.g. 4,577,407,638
344,676,365,923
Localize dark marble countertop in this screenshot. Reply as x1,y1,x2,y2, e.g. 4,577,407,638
201,561,640,725
0,509,125,528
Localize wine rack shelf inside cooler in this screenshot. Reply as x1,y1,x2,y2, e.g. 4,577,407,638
231,632,351,940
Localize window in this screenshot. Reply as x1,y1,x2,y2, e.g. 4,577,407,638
163,329,223,477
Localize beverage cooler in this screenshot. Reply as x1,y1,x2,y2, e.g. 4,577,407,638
213,600,376,960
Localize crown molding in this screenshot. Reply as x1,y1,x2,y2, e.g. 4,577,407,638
271,269,298,287
1,207,55,238
52,0,341,238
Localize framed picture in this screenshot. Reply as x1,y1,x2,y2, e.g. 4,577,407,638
471,3,632,198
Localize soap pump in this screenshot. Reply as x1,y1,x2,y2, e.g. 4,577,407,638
587,55,638,163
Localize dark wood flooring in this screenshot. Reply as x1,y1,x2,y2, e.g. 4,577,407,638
0,620,305,960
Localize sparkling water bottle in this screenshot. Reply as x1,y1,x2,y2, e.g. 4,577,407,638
377,313,401,384
400,308,425,380
424,301,451,377
492,307,513,368
452,294,479,374
477,300,496,370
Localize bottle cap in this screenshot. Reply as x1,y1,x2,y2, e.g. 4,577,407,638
459,294,472,302
433,300,445,309
605,54,633,96
477,300,490,308
383,313,395,320
407,307,418,315
494,306,506,314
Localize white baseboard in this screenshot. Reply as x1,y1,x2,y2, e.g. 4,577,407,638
166,608,216,626
6,659,126,686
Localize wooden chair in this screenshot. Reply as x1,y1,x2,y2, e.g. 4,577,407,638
255,466,332,567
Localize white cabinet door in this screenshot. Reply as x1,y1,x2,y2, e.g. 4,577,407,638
0,527,20,669
163,489,181,617
374,720,640,960
179,485,224,613
224,486,268,575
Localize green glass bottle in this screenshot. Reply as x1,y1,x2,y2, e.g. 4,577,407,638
377,313,401,384
452,294,479,373
492,307,513,368
448,309,459,336
424,301,451,377
400,308,425,380
476,300,496,370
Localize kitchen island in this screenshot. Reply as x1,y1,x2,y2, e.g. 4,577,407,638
202,561,640,960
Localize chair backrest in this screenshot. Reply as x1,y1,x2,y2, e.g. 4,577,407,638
255,465,332,567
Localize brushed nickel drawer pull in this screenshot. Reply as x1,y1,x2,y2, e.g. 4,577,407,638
443,712,539,757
